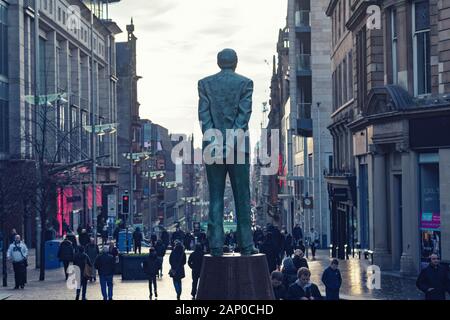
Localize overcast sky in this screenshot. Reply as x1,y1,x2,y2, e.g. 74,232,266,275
109,0,288,150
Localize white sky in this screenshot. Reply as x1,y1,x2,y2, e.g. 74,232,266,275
109,0,288,150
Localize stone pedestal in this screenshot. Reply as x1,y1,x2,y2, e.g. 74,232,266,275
196,254,275,300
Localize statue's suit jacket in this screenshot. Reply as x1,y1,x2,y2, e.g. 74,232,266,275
198,69,253,157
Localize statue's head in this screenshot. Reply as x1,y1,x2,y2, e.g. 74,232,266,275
217,48,238,70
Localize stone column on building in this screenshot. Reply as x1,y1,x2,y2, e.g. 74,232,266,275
399,144,419,275
439,149,450,263
372,147,392,269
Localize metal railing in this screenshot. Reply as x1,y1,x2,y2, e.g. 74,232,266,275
297,54,311,71
295,10,310,28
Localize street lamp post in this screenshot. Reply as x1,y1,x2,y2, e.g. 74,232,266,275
90,0,98,245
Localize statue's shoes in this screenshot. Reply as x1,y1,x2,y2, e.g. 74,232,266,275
240,247,259,256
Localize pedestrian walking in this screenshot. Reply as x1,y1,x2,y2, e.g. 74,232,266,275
188,244,204,300
143,247,159,300
292,224,303,247
94,246,115,300
73,246,92,300
155,239,166,278
416,254,450,300
133,227,143,254
308,228,320,259
284,233,294,258
169,240,187,300
292,249,309,270
281,256,298,289
271,271,287,300
79,229,90,247
58,236,74,280
259,233,280,273
321,259,342,300
287,267,322,300
85,238,99,282
7,235,28,289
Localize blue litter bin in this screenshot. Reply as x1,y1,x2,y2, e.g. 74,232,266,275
45,240,61,269
118,231,132,252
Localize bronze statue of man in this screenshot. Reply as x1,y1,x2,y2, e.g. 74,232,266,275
198,49,258,256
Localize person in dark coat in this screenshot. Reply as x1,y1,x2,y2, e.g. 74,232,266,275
188,244,204,299
78,229,90,248
253,226,264,249
171,227,185,248
321,259,342,300
85,238,99,282
292,224,303,246
113,225,121,245
66,231,78,248
58,236,74,280
44,224,56,242
184,232,194,251
287,267,322,300
281,257,298,289
133,227,143,254
73,246,92,300
94,246,115,300
259,233,280,273
292,249,309,270
416,254,450,300
284,233,294,258
150,234,158,247
271,271,287,300
169,240,187,300
143,247,159,300
161,230,170,248
155,239,166,278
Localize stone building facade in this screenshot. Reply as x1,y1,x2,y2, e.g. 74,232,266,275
0,0,121,237
326,0,450,275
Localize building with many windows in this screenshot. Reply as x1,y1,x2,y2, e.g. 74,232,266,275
0,0,121,238
326,0,450,275
275,0,333,244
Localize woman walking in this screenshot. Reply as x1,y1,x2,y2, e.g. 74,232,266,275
169,240,186,300
73,246,92,300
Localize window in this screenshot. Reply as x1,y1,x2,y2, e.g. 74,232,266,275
44,0,48,11
343,57,348,103
81,110,88,157
348,50,354,100
0,2,7,77
356,27,367,111
413,1,431,95
49,0,53,14
58,7,61,21
391,8,398,84
0,80,8,152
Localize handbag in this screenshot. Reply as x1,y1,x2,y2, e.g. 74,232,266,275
15,244,28,267
169,268,177,277
84,262,93,278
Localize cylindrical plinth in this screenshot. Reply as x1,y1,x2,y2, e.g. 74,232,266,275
196,253,275,300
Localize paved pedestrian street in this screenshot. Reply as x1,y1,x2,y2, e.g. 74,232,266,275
0,248,428,300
